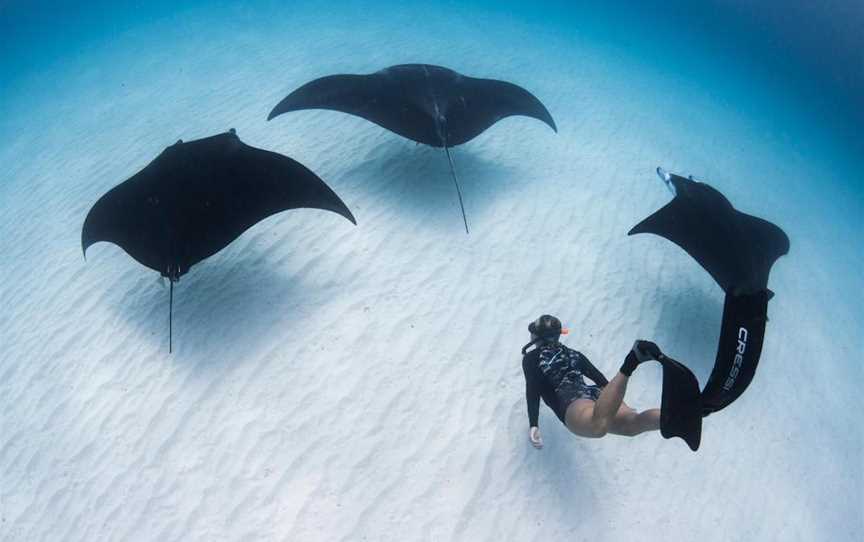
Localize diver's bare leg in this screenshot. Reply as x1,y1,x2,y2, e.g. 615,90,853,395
608,407,661,436
566,372,630,437
638,409,661,433
591,371,630,433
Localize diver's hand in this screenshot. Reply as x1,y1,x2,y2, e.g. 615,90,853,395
633,340,662,361
529,426,543,449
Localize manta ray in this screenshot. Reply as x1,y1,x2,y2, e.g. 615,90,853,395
82,129,356,352
268,64,557,233
628,168,789,451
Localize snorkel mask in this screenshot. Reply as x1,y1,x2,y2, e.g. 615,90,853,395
521,314,569,354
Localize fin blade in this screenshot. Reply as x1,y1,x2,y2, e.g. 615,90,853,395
659,355,703,451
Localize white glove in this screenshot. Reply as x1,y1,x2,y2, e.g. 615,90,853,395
529,426,543,449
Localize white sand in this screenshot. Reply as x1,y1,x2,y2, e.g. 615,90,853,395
1,2,861,541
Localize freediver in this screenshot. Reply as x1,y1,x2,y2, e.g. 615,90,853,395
521,314,666,448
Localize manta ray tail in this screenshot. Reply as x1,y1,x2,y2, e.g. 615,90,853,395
169,280,174,354
701,289,770,416
445,146,469,234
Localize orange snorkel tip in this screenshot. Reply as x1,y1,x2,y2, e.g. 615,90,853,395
560,328,570,335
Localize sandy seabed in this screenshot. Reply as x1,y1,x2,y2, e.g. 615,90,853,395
1,3,862,541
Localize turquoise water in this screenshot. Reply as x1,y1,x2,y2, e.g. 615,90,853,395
4,0,861,143
1,2,861,540
3,1,861,219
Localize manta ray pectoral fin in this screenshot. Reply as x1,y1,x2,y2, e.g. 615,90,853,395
627,205,674,238
735,213,790,293
485,79,558,133
267,74,388,123
445,77,557,145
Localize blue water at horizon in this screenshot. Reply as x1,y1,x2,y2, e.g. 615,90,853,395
3,0,861,163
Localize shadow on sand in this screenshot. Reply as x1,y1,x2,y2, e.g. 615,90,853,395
651,285,724,385
110,249,324,365
491,401,603,528
341,138,520,229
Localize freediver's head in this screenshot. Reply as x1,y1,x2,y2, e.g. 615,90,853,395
528,314,567,339
522,314,569,354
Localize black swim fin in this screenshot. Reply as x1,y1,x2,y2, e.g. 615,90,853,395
657,354,703,451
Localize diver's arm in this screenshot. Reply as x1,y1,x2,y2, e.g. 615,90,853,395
580,354,610,387
522,354,544,449
523,359,542,428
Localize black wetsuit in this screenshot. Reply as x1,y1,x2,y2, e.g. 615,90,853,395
522,342,609,427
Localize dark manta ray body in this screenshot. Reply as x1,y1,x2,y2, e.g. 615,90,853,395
82,129,356,352
628,168,789,451
630,169,789,297
268,64,557,232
